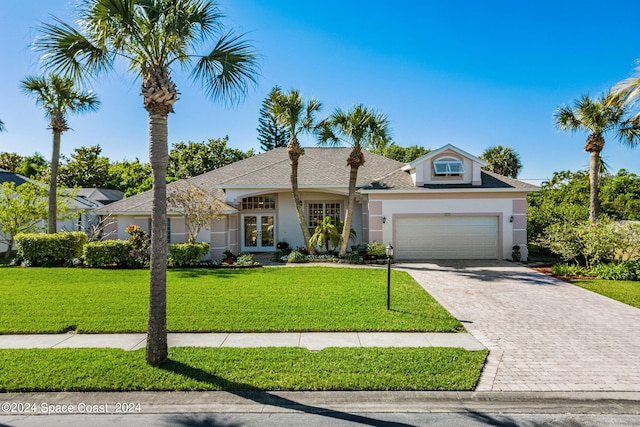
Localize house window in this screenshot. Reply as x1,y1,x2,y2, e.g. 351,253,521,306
148,218,172,243
308,202,341,228
433,158,465,176
241,195,276,210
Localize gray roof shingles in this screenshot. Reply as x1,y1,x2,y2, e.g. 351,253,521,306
98,147,536,214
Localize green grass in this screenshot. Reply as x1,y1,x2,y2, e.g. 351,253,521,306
573,279,640,309
0,347,487,392
0,267,462,333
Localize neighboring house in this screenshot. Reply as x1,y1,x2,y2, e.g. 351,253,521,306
96,144,538,261
0,168,124,252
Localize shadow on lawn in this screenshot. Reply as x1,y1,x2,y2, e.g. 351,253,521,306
163,360,414,427
169,268,259,279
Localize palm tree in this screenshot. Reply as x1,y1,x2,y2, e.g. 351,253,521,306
319,104,391,256
554,92,640,221
309,216,339,254
20,74,100,233
270,88,322,255
34,0,258,366
613,64,640,119
0,118,5,132
480,145,522,178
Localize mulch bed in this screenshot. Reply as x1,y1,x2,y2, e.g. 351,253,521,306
529,264,594,282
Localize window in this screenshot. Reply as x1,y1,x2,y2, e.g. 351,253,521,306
433,159,465,176
241,195,276,210
308,202,341,228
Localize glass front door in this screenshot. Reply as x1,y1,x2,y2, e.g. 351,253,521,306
242,215,275,252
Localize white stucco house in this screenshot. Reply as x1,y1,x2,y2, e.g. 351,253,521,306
95,144,538,261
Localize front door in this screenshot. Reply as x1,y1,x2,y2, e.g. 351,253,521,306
242,214,275,252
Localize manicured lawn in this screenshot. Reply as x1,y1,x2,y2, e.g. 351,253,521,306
0,347,487,391
0,267,462,333
573,279,640,309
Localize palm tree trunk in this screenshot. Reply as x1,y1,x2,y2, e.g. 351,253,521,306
146,111,169,366
339,164,359,257
290,156,316,255
589,150,600,222
48,131,61,234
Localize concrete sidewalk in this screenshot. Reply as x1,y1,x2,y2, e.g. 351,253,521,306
0,332,485,351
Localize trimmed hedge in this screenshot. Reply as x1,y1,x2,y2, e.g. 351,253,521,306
15,232,87,267
168,242,210,267
83,240,132,267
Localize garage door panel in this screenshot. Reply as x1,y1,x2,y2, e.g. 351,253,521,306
396,216,498,259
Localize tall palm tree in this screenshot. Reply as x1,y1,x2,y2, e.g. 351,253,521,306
554,92,640,221
270,88,322,255
34,0,258,366
613,64,640,119
0,118,5,132
319,104,391,256
20,74,100,233
480,145,522,178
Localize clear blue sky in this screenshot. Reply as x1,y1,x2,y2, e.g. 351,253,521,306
1,0,639,182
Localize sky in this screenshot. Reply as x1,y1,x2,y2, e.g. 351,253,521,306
1,0,639,183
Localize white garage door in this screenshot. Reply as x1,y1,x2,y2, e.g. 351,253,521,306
395,216,498,259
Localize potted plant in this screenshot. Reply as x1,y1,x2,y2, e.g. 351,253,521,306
223,249,236,265
512,245,521,262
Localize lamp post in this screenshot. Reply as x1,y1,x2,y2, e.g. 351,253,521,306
386,243,393,310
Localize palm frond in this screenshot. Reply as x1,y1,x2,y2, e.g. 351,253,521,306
192,30,259,105
34,16,113,82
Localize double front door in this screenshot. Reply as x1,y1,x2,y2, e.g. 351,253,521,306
242,214,275,252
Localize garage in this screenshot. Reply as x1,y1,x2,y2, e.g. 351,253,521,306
395,216,498,260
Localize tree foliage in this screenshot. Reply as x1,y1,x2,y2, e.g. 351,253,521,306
16,153,49,180
108,159,153,197
480,145,522,178
167,181,224,244
0,182,48,255
257,86,290,151
0,153,24,173
167,137,254,180
528,169,640,246
379,144,430,163
58,145,110,188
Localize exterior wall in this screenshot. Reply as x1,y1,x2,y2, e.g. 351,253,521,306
368,192,530,260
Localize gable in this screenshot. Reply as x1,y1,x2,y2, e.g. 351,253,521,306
403,144,486,187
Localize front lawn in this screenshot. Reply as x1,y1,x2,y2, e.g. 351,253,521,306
573,279,640,309
0,267,462,333
0,347,487,391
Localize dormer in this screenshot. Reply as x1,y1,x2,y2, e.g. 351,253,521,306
402,144,487,187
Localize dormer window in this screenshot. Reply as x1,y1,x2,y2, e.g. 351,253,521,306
433,158,465,176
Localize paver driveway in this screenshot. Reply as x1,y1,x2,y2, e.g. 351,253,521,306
399,260,640,392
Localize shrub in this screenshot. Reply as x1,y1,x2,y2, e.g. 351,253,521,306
15,232,87,267
287,250,306,263
551,263,588,277
367,241,387,257
540,219,636,268
235,253,256,266
83,240,132,267
168,242,210,267
589,261,640,281
125,224,149,267
345,252,361,264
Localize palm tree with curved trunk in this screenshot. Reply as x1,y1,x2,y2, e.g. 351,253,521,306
480,145,522,178
554,92,640,221
34,0,258,366
319,104,391,256
21,74,100,234
270,88,322,255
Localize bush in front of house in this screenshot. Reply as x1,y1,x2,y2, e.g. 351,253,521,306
235,253,257,266
168,242,210,267
83,240,132,267
287,250,306,263
366,241,387,258
15,232,87,267
589,261,640,281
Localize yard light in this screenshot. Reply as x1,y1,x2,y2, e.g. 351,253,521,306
386,244,393,310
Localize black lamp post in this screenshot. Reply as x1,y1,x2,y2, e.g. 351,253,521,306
386,243,393,310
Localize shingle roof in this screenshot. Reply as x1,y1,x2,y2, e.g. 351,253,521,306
98,147,537,214
0,169,32,186
76,188,124,205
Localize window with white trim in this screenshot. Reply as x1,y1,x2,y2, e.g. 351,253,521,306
307,202,341,228
241,195,276,210
433,158,465,176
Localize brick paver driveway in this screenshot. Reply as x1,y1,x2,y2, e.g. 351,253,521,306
399,260,640,392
